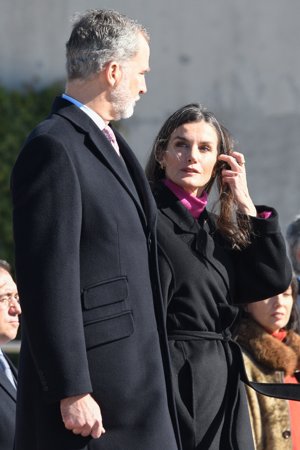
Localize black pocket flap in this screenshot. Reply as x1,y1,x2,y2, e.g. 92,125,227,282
82,277,128,310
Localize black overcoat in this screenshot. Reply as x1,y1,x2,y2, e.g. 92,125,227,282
153,182,292,450
0,353,17,450
10,98,179,450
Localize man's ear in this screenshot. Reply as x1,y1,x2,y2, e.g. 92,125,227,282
105,61,122,87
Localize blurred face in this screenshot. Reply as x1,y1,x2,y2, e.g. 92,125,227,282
293,246,300,273
0,269,21,344
111,33,150,120
161,121,219,196
246,285,294,333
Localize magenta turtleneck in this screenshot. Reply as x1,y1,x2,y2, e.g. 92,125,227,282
163,178,208,219
163,178,271,220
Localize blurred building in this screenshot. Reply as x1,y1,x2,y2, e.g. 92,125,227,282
1,0,299,232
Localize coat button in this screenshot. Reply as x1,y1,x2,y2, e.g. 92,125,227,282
282,430,291,439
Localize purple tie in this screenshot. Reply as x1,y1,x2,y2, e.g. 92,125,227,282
102,126,120,156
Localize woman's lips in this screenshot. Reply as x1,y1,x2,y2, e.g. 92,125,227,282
271,311,285,319
181,167,200,174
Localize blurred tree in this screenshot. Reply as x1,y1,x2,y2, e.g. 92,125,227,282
0,82,64,268
0,82,124,270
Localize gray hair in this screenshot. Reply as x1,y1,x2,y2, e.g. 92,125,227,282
0,259,11,274
286,215,300,274
66,9,149,80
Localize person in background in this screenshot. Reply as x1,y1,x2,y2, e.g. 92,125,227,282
11,9,179,450
286,215,300,305
145,103,292,450
237,275,300,450
0,260,21,450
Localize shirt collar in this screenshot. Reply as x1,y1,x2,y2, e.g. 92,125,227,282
62,93,106,131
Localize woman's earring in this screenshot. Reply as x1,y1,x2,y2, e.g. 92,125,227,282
159,161,165,170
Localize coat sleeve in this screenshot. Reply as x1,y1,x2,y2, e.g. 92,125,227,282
233,206,292,304
11,134,92,402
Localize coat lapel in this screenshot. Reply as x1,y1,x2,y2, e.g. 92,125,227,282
155,182,231,293
51,97,150,228
113,127,157,233
155,183,199,236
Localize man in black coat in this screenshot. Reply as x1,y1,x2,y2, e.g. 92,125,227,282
0,261,21,450
11,9,179,450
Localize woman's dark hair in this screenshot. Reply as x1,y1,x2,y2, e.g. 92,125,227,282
145,103,251,248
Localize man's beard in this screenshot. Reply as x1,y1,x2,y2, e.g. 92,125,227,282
110,73,138,120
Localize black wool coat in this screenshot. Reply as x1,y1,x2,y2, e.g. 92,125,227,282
153,182,292,450
11,98,179,450
0,353,17,450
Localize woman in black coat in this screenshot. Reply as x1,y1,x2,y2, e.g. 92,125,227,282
145,104,292,450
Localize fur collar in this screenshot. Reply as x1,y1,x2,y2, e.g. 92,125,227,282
237,318,300,376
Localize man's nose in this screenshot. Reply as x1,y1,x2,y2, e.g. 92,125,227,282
9,299,21,315
139,78,147,95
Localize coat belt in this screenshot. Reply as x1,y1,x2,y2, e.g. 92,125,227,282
168,329,231,341
168,329,300,401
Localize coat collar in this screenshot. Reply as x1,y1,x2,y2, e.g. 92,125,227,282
51,97,157,233
153,181,202,235
154,182,232,297
237,318,300,376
